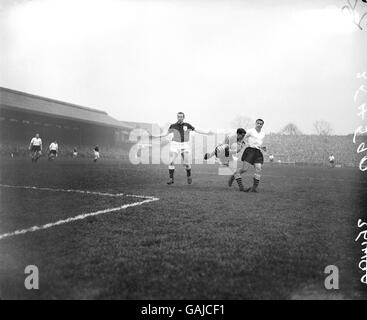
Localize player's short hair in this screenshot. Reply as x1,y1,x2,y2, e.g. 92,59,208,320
177,112,185,118
236,128,246,135
256,119,264,124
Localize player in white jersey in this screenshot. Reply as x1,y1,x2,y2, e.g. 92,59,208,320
72,147,78,158
48,140,59,160
269,153,274,163
29,133,43,162
229,119,266,192
204,128,246,167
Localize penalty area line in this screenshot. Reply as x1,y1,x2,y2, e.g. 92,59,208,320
0,184,157,200
0,184,160,241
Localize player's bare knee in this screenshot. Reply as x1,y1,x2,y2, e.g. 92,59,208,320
254,164,262,180
242,162,250,172
255,164,262,173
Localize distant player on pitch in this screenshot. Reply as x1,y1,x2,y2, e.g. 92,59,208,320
72,147,78,158
93,145,100,162
48,140,59,161
153,112,213,185
269,153,274,165
29,133,43,162
329,153,335,168
229,119,266,192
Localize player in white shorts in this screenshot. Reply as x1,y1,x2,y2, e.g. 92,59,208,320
48,140,59,160
29,133,43,162
153,112,213,185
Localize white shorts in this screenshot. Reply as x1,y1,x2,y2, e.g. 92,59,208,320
94,151,100,159
170,141,190,154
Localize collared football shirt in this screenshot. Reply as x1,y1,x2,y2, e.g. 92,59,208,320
30,137,42,146
245,128,265,149
49,143,58,151
168,122,195,142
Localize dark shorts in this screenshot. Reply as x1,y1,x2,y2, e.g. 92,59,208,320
241,147,264,165
330,160,335,164
49,150,57,155
31,146,41,152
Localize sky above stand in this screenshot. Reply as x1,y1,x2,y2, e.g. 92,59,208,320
1,0,367,134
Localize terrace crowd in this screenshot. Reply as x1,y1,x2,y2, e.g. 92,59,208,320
0,134,365,167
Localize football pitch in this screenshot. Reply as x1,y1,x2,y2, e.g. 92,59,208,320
0,157,366,299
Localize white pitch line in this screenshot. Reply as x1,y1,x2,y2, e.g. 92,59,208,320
0,184,157,200
0,184,159,241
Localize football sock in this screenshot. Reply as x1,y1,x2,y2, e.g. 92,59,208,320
228,175,235,187
236,177,244,190
185,164,191,177
253,178,260,189
186,169,191,177
169,165,175,179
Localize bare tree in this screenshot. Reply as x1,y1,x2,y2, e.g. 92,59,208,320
279,123,303,135
341,0,367,30
314,120,333,136
231,115,253,130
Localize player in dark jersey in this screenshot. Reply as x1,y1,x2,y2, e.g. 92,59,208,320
153,112,213,185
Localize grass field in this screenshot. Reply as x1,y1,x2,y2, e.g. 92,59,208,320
0,157,366,300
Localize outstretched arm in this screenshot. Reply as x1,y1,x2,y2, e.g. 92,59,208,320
194,129,215,135
150,130,171,139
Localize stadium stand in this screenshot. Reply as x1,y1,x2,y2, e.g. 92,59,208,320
0,87,158,159
1,87,365,166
